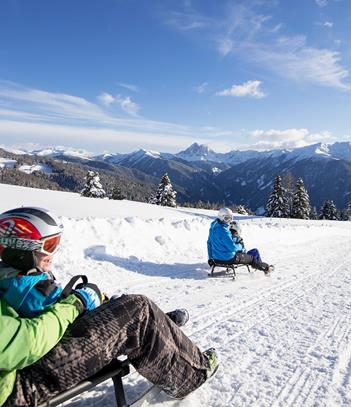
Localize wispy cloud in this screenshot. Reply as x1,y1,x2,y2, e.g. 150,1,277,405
247,128,336,150
216,80,266,98
0,80,237,152
315,0,328,7
253,38,350,90
194,82,208,94
323,21,333,28
0,81,346,154
115,95,140,117
166,11,211,31
164,2,350,91
117,83,139,93
97,91,140,116
97,92,115,106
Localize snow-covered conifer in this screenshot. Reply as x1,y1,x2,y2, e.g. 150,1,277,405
319,200,338,220
235,205,248,215
282,172,295,217
81,170,106,198
110,184,125,200
154,173,177,207
265,175,290,218
346,201,351,221
309,206,318,220
291,178,311,219
147,193,157,205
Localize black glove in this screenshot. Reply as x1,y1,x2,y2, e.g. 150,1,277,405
208,259,215,266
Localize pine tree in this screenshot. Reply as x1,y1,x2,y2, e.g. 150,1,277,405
154,173,177,207
234,205,248,215
291,178,311,219
282,172,295,217
319,200,338,220
309,206,318,220
110,184,125,200
266,175,290,218
338,208,349,221
347,201,351,221
147,193,157,204
81,170,106,198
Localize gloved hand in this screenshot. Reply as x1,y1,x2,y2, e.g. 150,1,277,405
238,237,244,246
208,259,215,266
74,283,105,312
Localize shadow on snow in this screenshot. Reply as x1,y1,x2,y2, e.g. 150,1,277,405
84,245,208,280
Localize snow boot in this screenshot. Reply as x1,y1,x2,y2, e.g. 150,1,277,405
166,308,189,327
264,265,275,276
203,348,219,380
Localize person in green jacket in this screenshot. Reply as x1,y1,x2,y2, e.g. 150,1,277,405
0,207,218,406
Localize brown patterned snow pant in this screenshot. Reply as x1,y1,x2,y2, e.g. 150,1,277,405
5,294,209,406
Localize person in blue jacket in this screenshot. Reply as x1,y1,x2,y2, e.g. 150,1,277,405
207,208,274,275
229,220,264,264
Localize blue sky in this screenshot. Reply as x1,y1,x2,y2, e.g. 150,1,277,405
0,0,351,153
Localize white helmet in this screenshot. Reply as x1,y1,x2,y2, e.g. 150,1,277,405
217,207,233,224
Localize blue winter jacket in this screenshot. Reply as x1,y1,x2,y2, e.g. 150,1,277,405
0,262,62,317
207,219,244,261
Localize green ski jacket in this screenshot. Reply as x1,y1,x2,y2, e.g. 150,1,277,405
0,294,80,406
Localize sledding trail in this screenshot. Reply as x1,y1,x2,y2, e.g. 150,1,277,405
3,185,351,407
63,215,351,407
194,253,351,407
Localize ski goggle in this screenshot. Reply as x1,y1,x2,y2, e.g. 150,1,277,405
222,215,233,223
0,233,61,256
40,234,61,255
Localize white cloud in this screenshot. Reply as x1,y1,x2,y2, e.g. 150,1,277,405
0,81,234,152
315,0,328,7
217,38,234,57
117,83,139,93
216,80,266,98
97,92,115,106
194,82,208,94
0,81,347,154
115,95,140,117
97,91,141,116
323,21,333,28
248,128,336,150
254,41,350,90
165,3,350,90
166,11,210,31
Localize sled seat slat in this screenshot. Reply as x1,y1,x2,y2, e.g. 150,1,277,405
38,359,131,407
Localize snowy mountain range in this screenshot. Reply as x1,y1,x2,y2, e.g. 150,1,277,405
10,141,351,166
1,141,351,211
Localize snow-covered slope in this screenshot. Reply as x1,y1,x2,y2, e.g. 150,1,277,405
18,163,53,174
1,145,93,160
1,183,351,407
0,158,16,168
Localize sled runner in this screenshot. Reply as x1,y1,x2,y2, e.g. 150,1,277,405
208,259,251,280
37,358,160,407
